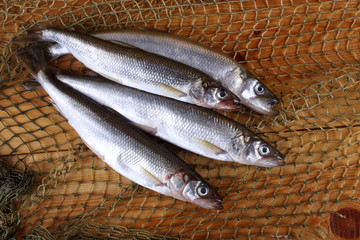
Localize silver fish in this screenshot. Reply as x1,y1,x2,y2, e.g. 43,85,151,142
17,46,223,210
19,26,241,111
55,72,285,167
48,29,280,115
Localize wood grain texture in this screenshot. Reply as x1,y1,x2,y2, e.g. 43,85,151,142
1,0,360,239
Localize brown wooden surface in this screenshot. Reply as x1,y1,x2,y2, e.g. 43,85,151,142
1,1,360,239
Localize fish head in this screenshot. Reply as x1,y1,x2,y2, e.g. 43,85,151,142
229,135,285,167
189,78,242,111
181,179,223,210
169,171,223,210
237,72,280,115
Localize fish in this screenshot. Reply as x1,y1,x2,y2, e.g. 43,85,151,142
47,29,280,115
54,72,285,167
17,26,241,111
17,45,223,210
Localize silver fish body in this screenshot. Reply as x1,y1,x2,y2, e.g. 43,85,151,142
26,27,241,111
17,46,223,210
56,72,285,167
49,29,280,115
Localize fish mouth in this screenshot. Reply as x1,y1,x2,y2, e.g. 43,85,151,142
266,97,280,115
215,99,242,111
193,197,224,210
213,201,224,210
265,108,279,116
201,94,242,111
253,98,280,115
233,99,243,109
239,96,280,115
248,105,279,115
216,94,243,111
210,198,224,210
255,156,285,168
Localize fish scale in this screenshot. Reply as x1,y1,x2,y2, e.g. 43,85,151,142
17,46,223,210
56,73,285,167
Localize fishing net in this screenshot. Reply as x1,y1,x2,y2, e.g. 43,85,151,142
1,0,360,239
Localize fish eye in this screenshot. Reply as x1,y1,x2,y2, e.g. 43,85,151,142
259,144,270,156
254,83,265,95
197,184,209,197
217,89,228,99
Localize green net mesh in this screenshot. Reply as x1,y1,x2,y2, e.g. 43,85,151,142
1,0,360,239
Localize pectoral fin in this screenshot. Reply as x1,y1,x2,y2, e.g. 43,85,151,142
158,83,187,98
98,73,122,84
110,40,139,49
131,122,157,135
82,139,105,161
196,138,227,155
140,167,164,186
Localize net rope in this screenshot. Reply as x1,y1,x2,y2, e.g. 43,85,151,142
1,0,360,239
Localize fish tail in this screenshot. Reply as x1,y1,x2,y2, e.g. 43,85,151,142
14,24,77,44
13,24,50,44
16,44,48,80
32,42,64,63
14,24,77,63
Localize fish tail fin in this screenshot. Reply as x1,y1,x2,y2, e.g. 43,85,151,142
13,24,50,45
16,44,48,80
29,42,62,63
14,24,76,62
14,24,77,44
31,42,65,63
